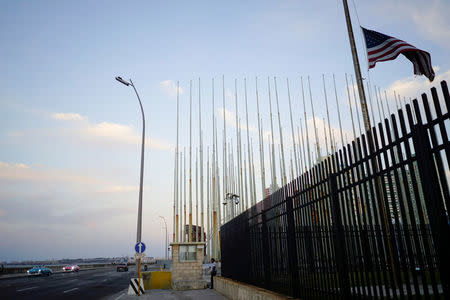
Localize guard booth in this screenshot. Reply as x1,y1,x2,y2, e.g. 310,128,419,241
170,241,206,290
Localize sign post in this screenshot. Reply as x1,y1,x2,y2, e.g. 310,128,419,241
135,242,146,296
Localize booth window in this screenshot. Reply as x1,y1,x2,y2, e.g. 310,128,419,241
179,245,197,261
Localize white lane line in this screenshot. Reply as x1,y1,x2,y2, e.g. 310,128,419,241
114,293,125,300
17,286,39,292
63,287,79,293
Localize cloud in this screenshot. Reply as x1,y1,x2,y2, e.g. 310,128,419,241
52,113,86,121
9,113,173,151
160,80,184,97
385,66,450,103
218,108,257,132
378,0,450,49
0,209,5,217
99,185,139,193
0,160,100,185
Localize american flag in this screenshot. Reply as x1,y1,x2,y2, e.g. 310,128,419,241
362,27,435,82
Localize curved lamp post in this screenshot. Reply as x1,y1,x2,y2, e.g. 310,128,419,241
115,76,146,294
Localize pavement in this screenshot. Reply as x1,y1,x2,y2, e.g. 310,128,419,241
105,269,227,300
105,288,227,300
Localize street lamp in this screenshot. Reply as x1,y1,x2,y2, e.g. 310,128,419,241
159,216,168,260
115,76,146,292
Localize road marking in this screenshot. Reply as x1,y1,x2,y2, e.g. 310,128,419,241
63,287,79,293
17,286,38,292
114,293,125,300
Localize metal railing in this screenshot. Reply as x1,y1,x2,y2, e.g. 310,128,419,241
220,81,450,299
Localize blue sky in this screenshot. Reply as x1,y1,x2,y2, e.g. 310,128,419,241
1,0,449,261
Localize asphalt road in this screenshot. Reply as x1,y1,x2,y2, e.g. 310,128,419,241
0,266,136,299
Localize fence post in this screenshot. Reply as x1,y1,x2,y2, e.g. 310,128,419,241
329,171,350,298
286,195,299,297
412,123,450,296
261,208,271,290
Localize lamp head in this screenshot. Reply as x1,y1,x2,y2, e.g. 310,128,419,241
115,76,130,86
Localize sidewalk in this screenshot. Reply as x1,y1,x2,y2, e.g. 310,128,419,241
105,288,227,300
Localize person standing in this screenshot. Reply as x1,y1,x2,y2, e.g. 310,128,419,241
209,258,217,289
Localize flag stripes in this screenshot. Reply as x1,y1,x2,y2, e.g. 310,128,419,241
362,27,435,81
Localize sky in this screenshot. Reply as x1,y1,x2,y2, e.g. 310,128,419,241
1,0,449,262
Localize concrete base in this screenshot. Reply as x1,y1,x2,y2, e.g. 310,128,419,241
172,279,207,290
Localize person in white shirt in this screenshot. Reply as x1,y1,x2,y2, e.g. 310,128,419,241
209,258,217,289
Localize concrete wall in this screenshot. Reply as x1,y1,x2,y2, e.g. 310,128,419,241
214,276,294,300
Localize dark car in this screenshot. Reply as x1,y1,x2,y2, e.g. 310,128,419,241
116,263,128,272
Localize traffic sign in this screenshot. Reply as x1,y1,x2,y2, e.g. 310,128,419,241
134,253,145,260
135,242,146,253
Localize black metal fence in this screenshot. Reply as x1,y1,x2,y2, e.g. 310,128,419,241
221,81,450,299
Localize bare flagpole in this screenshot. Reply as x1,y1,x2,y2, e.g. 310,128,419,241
345,73,357,140
267,77,277,190
274,77,287,186
332,74,345,149
189,80,193,242
234,79,241,212
308,76,321,162
300,77,312,170
222,76,228,222
175,81,180,242
206,146,210,258
199,78,204,243
287,78,299,178
211,78,218,259
244,78,253,206
195,147,198,242
322,74,334,153
183,147,187,242
255,77,266,199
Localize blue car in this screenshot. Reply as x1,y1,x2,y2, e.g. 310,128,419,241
27,266,52,276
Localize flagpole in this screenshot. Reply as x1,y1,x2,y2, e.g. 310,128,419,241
287,78,299,178
342,0,371,132
332,74,345,149
308,76,321,162
300,77,312,170
244,78,253,206
267,77,277,190
322,74,333,153
343,0,397,286
274,77,287,186
199,78,204,243
255,77,266,200
175,81,180,242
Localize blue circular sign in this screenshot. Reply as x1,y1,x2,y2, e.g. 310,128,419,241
135,242,146,253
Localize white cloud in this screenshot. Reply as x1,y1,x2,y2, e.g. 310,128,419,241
378,0,450,49
160,80,184,97
0,161,29,169
99,185,138,193
52,113,86,121
83,121,172,150
9,113,173,151
385,66,450,103
218,107,257,132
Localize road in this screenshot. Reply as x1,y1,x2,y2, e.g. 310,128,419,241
0,266,136,299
